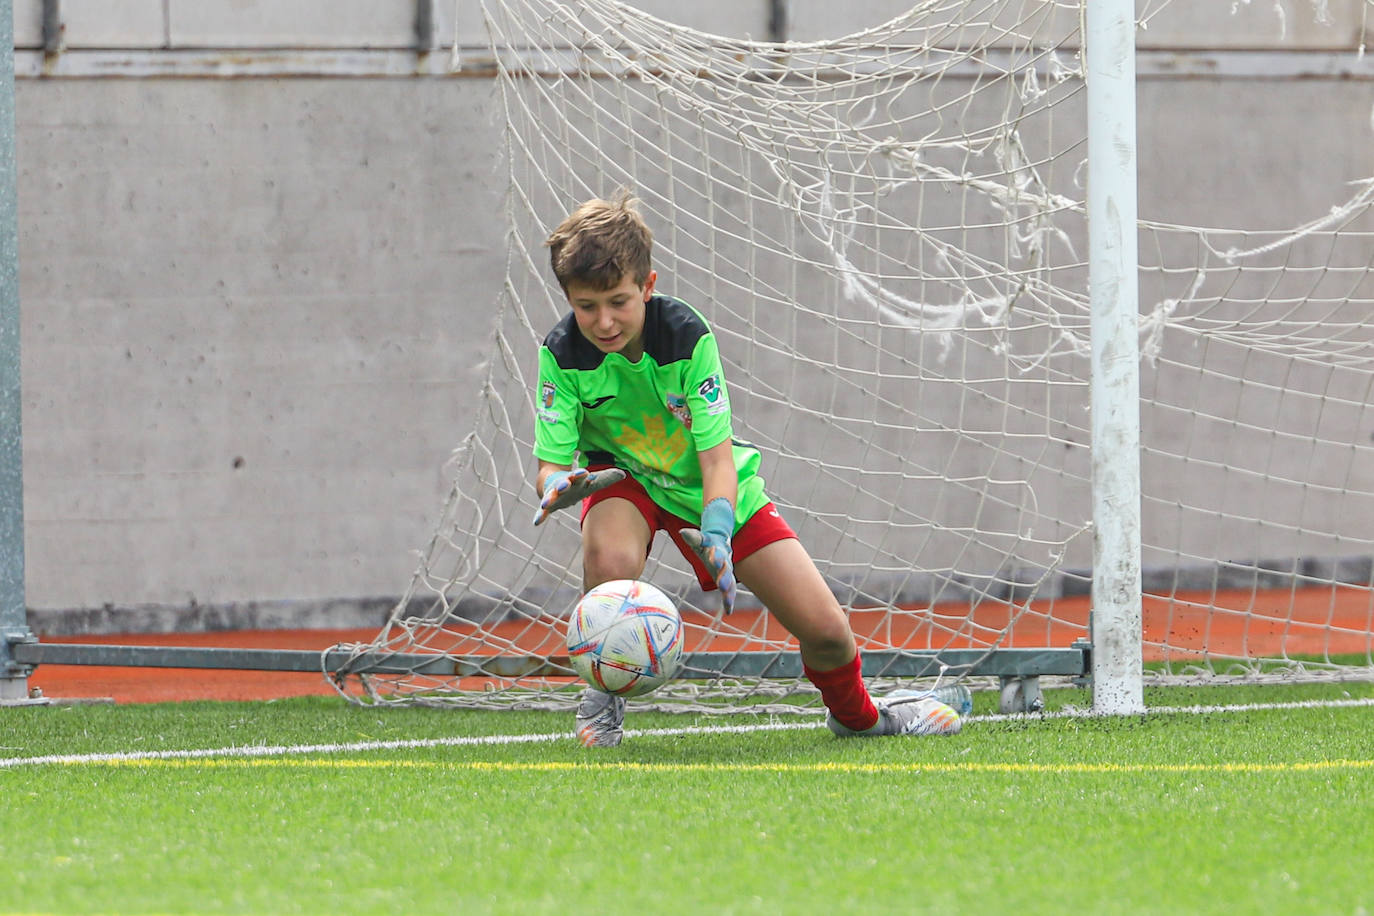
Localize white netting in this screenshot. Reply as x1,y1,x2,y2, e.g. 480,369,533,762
329,0,1374,708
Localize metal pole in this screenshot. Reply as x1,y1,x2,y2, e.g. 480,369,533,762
415,0,435,52
12,643,1089,680
1086,0,1145,715
768,0,788,43
42,0,64,55
0,0,36,704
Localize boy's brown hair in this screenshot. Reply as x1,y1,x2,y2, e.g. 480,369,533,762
545,190,653,293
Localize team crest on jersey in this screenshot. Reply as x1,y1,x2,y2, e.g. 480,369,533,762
537,381,560,423
666,393,693,429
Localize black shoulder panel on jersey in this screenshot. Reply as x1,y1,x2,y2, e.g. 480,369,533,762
542,311,606,371
642,295,709,364
542,295,710,369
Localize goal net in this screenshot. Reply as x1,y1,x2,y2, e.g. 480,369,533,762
329,0,1374,709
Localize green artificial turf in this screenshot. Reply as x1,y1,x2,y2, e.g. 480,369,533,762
2,683,1372,915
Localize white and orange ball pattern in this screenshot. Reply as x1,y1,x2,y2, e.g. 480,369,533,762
566,579,684,697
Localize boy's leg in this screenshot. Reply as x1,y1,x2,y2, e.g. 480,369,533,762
575,486,656,747
668,506,881,728
574,688,627,748
580,494,654,588
735,537,962,737
732,538,878,729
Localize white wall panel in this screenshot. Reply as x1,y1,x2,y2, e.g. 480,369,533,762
787,0,1370,49
447,0,488,49
168,0,417,49
612,1,770,39
450,0,771,47
1138,0,1371,49
19,2,1372,52
13,0,42,48
63,0,166,48
787,0,941,41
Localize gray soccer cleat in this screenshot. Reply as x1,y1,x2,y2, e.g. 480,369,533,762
826,693,963,737
574,688,627,747
886,683,974,718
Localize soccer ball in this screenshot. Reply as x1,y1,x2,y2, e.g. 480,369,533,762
565,579,684,697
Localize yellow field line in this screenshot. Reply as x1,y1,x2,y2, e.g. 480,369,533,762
79,757,1374,774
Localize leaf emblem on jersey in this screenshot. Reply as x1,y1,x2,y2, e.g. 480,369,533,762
618,415,690,474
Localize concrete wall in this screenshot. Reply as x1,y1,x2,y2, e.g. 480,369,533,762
10,1,1374,627
15,1,1374,50
19,78,506,619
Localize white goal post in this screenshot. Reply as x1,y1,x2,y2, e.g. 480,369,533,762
1085,0,1143,714
320,0,1374,713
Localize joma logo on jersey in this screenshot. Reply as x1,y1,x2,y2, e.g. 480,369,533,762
666,393,693,429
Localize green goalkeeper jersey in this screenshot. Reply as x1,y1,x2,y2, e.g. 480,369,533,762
534,294,768,530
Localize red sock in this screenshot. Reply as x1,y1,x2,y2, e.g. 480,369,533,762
804,652,879,731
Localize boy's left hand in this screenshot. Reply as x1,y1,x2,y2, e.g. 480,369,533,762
680,497,737,614
533,467,625,526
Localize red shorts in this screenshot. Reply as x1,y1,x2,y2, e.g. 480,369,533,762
580,469,796,591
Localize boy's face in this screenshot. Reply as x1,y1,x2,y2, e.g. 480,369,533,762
567,270,656,361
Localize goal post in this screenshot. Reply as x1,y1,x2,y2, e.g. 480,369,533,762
0,0,36,707
1085,0,1145,715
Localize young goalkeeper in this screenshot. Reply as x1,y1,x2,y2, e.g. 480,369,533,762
531,192,969,746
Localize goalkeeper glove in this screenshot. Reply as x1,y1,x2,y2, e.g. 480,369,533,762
532,467,626,526
681,497,738,614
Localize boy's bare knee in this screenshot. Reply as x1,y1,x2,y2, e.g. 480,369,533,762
801,628,855,662
581,542,645,587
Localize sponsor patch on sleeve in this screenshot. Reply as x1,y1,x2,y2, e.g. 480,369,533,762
697,374,728,415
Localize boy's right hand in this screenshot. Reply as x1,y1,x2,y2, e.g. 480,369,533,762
680,497,738,614
532,467,626,526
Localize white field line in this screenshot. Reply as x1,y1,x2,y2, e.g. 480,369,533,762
0,721,815,769
2,696,1372,770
